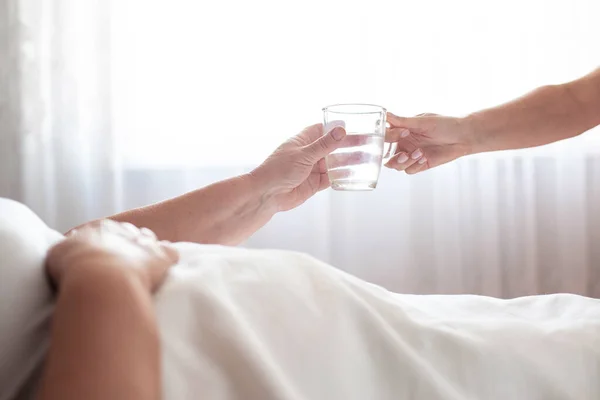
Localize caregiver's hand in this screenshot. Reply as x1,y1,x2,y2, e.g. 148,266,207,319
252,123,346,211
384,112,474,174
46,219,179,293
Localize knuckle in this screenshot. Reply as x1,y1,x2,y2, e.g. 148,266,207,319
140,227,157,239
305,138,329,159
86,220,105,229
98,219,117,231
120,222,140,235
318,136,331,152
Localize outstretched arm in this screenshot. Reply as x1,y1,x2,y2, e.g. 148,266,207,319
81,124,346,245
385,67,600,174
108,174,276,246
468,67,600,153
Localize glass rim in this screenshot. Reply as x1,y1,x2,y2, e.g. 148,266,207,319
322,103,386,115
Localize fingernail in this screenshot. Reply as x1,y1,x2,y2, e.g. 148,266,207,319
411,149,423,159
324,120,345,132
397,153,409,163
418,157,427,165
331,127,345,141
400,129,410,138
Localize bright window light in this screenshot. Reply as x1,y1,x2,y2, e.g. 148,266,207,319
111,0,600,168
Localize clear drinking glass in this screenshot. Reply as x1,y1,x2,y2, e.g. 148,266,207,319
322,104,397,191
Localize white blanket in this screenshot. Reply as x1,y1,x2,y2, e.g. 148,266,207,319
160,244,600,400
1,198,600,400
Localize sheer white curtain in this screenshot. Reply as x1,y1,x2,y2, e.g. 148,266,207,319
2,0,600,297
0,0,118,230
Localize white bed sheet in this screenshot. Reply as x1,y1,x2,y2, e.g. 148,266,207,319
158,243,600,400
1,198,599,400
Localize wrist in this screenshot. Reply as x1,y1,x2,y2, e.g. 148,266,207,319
461,113,485,155
243,170,281,214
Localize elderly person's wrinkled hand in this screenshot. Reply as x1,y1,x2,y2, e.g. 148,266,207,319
46,220,179,293
251,123,348,211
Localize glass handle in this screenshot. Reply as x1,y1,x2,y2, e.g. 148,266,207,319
378,116,396,164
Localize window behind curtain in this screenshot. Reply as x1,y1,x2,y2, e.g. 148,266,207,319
111,0,600,169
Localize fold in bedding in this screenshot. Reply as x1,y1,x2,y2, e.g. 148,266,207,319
157,243,600,400
1,198,599,400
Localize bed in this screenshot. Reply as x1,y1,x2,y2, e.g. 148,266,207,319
1,198,599,400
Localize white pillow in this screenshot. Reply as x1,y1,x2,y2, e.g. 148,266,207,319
0,198,63,400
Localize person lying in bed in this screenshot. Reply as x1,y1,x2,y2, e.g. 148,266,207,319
26,120,352,400
19,202,600,400
7,67,600,400
19,122,350,400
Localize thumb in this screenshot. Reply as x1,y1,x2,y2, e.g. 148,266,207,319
303,126,346,162
387,112,423,129
386,112,424,141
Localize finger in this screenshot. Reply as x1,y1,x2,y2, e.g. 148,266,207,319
136,234,161,250
297,123,325,144
326,151,380,169
317,171,331,191
296,122,349,146
405,156,429,174
306,133,372,151
384,151,409,169
386,127,414,143
85,219,122,240
118,222,141,238
160,242,180,264
326,167,353,182
385,131,420,154
385,148,423,171
314,157,328,174
66,228,79,237
99,219,122,229
338,134,376,148
140,227,157,240
386,112,424,132
409,144,464,172
388,155,419,171
323,120,345,133
302,126,346,162
311,158,324,174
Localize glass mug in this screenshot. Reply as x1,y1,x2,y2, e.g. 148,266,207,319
322,104,397,191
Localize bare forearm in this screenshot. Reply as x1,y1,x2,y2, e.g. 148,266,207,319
78,123,344,244
108,173,278,245
38,268,160,400
468,68,600,153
